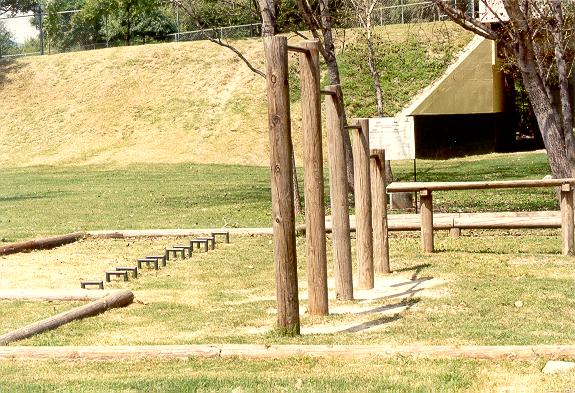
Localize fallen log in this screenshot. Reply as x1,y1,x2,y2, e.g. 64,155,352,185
0,344,574,361
0,232,86,256
0,290,133,345
0,289,111,301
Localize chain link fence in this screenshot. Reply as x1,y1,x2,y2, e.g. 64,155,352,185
0,0,477,58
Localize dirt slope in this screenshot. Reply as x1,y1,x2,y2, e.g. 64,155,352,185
0,23,472,168
0,38,278,167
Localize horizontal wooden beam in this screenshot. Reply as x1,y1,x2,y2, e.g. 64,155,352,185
320,89,336,96
387,178,575,193
1,344,575,360
286,45,310,54
295,211,562,233
343,125,361,130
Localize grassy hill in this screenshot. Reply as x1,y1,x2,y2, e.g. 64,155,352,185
0,22,472,168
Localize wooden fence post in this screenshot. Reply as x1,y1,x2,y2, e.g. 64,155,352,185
264,36,300,334
353,119,374,289
560,183,574,255
299,40,328,315
370,149,390,274
420,189,434,253
324,85,353,301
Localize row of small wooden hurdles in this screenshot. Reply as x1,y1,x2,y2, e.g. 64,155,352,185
80,231,231,289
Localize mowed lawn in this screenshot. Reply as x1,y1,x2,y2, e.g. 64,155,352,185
1,151,574,391
0,151,557,242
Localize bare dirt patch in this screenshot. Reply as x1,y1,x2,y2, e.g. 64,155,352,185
248,275,448,336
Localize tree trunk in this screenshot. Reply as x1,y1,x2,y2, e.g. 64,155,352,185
257,0,277,37
365,11,384,117
257,0,302,213
549,0,575,170
319,0,355,192
514,38,572,178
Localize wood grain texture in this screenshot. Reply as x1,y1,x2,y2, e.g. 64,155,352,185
264,36,300,334
370,149,390,274
324,85,353,301
560,187,574,255
352,119,373,289
420,191,434,253
299,40,328,315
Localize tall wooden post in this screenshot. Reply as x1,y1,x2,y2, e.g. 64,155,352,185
299,40,328,315
370,149,390,274
264,36,300,334
324,85,353,301
560,183,574,255
420,189,434,253
352,119,374,289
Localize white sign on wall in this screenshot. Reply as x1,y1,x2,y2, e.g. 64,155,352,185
369,116,415,160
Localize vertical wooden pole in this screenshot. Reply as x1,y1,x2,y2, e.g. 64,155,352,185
370,149,390,274
264,36,300,334
324,85,353,301
560,183,574,255
299,40,328,315
420,189,434,253
352,119,374,289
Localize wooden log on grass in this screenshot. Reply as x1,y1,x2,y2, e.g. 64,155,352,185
264,35,300,334
0,290,133,345
299,40,328,316
0,289,111,301
0,232,85,256
2,344,575,361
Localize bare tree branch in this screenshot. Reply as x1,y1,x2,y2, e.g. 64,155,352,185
431,0,499,40
171,0,265,78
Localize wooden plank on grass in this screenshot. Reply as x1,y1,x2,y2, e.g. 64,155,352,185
1,344,575,360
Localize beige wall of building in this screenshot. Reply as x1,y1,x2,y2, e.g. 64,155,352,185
409,38,505,116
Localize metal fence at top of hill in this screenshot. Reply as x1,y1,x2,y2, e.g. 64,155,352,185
0,0,473,58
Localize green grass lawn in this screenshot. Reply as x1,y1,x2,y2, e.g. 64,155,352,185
0,151,556,242
1,356,573,392
1,151,574,391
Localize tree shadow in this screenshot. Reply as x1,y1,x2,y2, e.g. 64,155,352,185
0,58,26,86
0,191,70,203
392,263,431,280
339,298,421,333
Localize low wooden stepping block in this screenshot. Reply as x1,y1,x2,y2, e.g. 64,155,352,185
116,266,138,278
211,231,230,244
172,245,193,258
80,280,104,289
105,270,129,282
199,236,216,250
146,255,166,267
165,247,186,260
190,239,209,252
137,258,159,270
